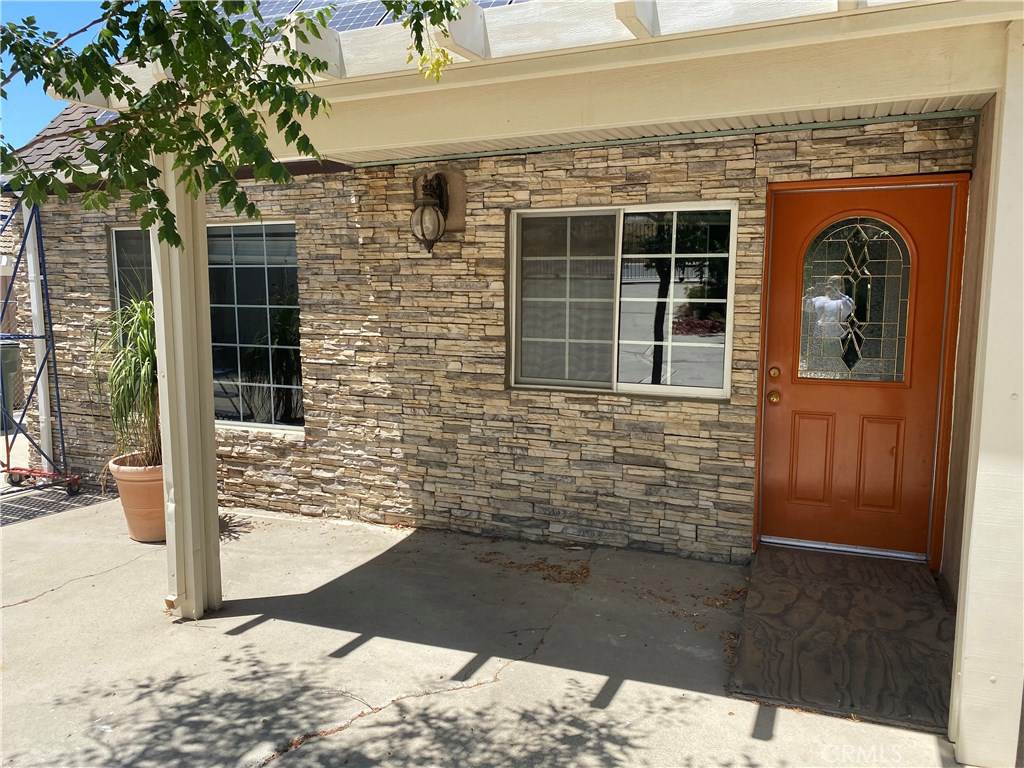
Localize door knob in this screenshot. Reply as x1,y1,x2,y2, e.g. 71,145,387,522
767,391,781,404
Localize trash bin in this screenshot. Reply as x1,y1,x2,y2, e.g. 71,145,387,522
0,341,21,433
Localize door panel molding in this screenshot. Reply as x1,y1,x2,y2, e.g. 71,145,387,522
788,412,834,506
855,416,905,513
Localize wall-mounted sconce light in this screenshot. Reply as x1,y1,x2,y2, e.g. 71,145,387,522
410,173,449,253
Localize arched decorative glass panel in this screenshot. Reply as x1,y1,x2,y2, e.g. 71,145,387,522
799,217,910,382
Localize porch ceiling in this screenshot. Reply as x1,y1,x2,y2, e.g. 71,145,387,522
266,12,1009,166
320,95,992,166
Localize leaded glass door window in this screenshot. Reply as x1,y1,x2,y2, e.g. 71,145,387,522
798,217,910,382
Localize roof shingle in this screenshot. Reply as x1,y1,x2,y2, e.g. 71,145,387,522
16,102,117,173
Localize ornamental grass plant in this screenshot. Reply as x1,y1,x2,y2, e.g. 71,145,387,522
96,297,161,467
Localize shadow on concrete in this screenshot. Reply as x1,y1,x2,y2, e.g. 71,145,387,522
6,528,746,767
2,515,953,768
39,651,700,768
214,530,746,705
219,511,258,542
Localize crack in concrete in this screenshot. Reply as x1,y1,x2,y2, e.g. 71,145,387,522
327,689,375,711
0,548,163,609
499,625,552,635
259,549,596,766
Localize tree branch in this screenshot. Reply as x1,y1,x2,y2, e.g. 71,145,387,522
1,9,122,88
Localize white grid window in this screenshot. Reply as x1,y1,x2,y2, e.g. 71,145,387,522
110,223,303,427
207,223,303,427
512,204,737,398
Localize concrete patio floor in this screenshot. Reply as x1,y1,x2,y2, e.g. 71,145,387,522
1,498,958,767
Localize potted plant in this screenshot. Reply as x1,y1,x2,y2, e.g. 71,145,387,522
97,297,165,542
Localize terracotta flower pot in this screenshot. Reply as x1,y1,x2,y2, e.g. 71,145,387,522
109,455,165,543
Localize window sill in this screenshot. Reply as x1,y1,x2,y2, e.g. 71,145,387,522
509,382,732,404
214,420,305,443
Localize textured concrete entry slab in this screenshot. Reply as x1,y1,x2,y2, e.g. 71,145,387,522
2,503,956,767
730,545,955,732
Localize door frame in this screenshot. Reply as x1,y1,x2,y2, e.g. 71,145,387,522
754,173,970,570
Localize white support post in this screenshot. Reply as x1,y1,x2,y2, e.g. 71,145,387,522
21,204,54,472
149,154,222,620
614,0,660,39
949,21,1023,768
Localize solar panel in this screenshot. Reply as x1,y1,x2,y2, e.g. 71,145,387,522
376,3,399,26
245,0,534,34
293,0,389,31
235,0,301,25
329,1,390,31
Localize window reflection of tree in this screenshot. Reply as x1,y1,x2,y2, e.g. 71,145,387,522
625,213,728,386
672,256,727,338
624,213,672,384
672,216,728,351
238,285,302,425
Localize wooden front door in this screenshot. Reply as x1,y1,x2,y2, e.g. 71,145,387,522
759,175,968,563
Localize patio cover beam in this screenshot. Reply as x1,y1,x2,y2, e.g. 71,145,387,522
278,21,1008,164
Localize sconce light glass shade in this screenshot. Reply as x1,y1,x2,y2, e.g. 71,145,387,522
410,173,449,253
410,203,446,252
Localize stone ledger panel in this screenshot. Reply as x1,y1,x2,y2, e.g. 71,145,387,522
39,117,976,564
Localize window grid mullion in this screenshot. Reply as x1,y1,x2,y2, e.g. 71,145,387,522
667,211,678,386
232,229,244,422
611,210,623,394
262,224,276,423
564,221,571,381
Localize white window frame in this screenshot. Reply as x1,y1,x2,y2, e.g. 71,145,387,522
509,201,738,399
110,227,154,309
109,222,305,431
206,220,303,431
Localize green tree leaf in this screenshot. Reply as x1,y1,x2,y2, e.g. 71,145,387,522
2,0,461,246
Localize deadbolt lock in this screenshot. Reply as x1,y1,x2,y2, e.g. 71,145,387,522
768,366,780,378
767,391,781,404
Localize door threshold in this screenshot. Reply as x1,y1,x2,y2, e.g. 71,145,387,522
759,535,927,562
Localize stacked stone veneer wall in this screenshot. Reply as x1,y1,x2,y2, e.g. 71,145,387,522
40,116,976,563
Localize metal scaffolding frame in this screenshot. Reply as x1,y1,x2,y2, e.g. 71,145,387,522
1,198,80,495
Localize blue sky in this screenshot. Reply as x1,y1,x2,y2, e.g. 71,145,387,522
1,1,104,149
